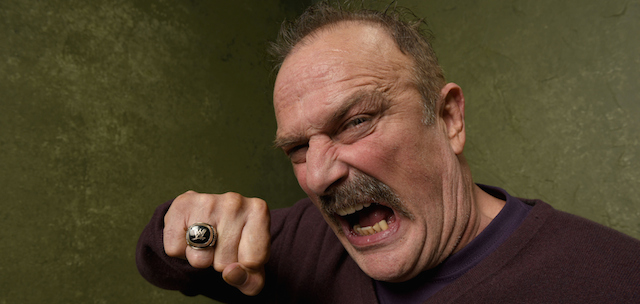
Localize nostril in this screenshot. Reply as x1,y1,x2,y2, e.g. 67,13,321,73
323,176,348,196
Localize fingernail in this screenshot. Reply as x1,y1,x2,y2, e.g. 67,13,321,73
224,265,248,286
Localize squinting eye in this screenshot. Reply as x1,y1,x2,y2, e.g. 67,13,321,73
349,117,368,127
286,144,306,155
287,145,308,164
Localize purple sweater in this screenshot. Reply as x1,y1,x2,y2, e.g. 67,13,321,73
137,191,640,303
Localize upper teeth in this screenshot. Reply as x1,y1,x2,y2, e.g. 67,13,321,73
336,202,372,216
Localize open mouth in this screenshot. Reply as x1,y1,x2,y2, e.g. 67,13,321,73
335,202,396,237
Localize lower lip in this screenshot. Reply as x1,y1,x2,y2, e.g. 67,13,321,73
341,216,399,248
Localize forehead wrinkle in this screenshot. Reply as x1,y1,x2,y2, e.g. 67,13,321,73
279,34,407,96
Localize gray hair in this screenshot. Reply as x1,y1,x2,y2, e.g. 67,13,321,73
269,1,446,124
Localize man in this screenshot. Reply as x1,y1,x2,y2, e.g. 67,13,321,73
137,3,640,303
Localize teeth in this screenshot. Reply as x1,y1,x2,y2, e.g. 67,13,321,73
353,219,389,236
372,222,381,232
336,203,369,216
379,219,388,230
334,203,390,236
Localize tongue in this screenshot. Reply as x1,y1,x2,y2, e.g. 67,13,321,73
357,205,393,227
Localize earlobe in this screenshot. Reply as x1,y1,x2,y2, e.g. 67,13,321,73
440,83,466,155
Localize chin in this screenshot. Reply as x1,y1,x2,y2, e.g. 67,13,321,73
361,265,416,283
350,250,418,283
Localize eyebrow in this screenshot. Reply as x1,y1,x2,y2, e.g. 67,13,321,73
273,90,386,150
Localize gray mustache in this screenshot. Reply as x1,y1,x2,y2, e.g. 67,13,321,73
319,173,413,220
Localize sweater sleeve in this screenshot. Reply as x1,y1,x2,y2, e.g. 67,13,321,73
135,198,377,303
134,199,319,303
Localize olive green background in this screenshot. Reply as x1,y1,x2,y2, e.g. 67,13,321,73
1,0,638,303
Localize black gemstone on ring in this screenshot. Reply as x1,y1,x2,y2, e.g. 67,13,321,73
187,223,215,248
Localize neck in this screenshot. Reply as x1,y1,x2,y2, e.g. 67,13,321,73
451,156,505,254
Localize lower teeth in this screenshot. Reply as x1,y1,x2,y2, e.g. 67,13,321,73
353,219,389,236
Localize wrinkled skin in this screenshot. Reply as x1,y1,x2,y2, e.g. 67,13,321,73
273,21,505,282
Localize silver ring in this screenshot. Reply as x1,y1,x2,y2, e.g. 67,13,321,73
186,222,217,249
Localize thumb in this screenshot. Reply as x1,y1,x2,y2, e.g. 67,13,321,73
222,263,265,296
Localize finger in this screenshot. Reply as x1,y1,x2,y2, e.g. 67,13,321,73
164,191,208,259
237,198,271,270
222,263,266,296
185,246,215,269
163,223,187,258
163,194,191,258
211,193,246,272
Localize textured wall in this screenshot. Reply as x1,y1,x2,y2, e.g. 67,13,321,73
405,0,640,239
1,1,305,303
2,0,639,303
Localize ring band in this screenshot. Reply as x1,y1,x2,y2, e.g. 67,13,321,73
186,222,217,249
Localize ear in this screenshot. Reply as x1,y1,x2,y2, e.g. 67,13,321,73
440,83,466,155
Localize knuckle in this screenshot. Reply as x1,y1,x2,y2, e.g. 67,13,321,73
162,228,183,257
186,249,214,269
248,198,268,212
164,244,182,257
189,257,212,269
213,260,229,273
246,198,270,221
176,190,197,201
222,191,244,202
172,191,203,213
241,257,266,270
240,245,270,270
220,192,246,213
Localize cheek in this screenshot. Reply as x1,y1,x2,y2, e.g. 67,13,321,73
345,127,447,195
341,135,406,181
359,127,424,167
293,165,311,194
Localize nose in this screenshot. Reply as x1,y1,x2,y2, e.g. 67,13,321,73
304,136,348,196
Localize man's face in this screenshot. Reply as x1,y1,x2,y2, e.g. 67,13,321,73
273,22,467,282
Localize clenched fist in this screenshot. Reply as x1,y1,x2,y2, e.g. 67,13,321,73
163,191,271,296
